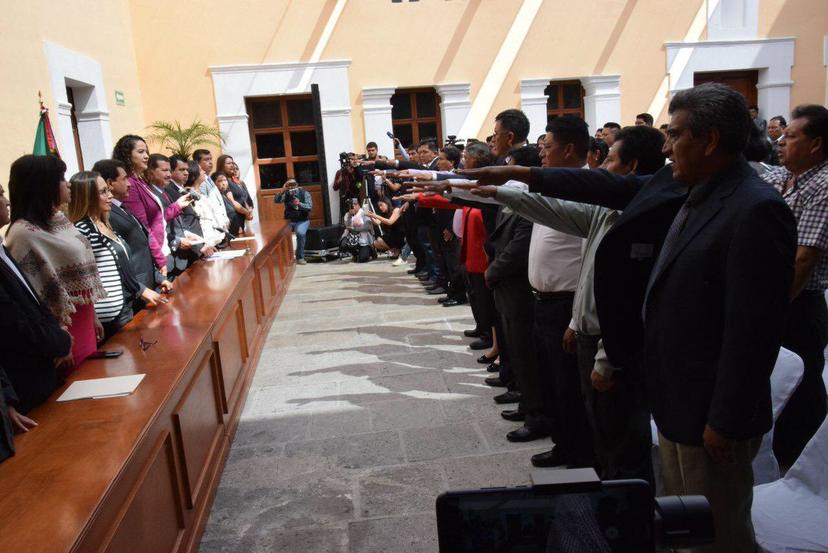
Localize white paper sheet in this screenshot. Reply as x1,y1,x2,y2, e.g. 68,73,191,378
204,250,247,261
230,236,257,242
57,374,145,402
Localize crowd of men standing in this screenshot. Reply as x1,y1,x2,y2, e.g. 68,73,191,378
340,83,827,553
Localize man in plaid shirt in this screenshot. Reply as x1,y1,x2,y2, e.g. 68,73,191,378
762,104,828,467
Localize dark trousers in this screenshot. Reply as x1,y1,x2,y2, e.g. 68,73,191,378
531,294,589,457
468,272,496,335
354,245,372,263
402,206,426,272
493,280,542,426
443,237,466,300
774,289,828,467
427,224,449,287
494,307,513,389
417,224,438,279
576,334,653,483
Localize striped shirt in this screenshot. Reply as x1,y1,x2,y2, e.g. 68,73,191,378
75,218,126,323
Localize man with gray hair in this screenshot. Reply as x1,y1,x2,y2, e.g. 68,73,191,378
459,82,797,553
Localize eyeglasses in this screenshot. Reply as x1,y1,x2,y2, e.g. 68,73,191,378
139,336,157,352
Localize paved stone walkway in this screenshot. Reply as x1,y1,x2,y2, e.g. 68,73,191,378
199,259,551,552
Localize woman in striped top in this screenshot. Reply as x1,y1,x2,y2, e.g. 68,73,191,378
68,171,165,339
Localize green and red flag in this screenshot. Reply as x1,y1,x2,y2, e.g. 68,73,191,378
33,92,60,157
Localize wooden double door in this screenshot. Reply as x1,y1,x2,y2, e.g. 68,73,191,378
247,86,330,227
694,70,758,106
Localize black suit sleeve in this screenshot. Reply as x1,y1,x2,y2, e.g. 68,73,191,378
708,198,796,439
528,167,648,211
0,285,71,359
0,368,18,406
486,216,533,286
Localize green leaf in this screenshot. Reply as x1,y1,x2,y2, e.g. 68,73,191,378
146,119,225,158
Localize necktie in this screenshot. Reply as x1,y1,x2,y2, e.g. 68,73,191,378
643,197,691,321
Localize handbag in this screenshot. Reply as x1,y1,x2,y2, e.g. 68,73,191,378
340,231,360,251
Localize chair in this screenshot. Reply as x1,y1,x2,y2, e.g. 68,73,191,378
752,415,828,552
752,348,804,485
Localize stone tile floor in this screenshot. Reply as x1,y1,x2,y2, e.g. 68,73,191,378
199,258,552,553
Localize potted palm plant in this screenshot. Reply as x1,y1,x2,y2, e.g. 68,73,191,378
146,119,224,158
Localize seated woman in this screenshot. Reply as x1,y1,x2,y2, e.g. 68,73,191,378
342,199,375,263
213,172,247,237
5,155,106,370
364,197,406,259
68,171,165,339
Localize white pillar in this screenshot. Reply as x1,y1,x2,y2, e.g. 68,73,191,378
75,109,112,166
519,78,549,142
320,107,354,219
216,113,255,205
361,87,396,158
756,79,793,122
582,75,622,135
435,83,471,141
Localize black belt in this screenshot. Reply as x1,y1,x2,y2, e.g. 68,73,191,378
531,289,575,301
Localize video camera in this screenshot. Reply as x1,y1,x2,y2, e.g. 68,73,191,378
338,151,351,169
436,469,713,552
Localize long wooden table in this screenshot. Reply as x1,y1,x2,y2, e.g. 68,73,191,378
0,220,294,553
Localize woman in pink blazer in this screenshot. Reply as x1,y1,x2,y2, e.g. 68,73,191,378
112,135,184,273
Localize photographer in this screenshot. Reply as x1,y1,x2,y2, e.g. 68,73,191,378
333,153,360,217
342,199,375,263
274,179,313,265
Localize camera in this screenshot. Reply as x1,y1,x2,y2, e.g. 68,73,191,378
435,470,713,552
338,151,351,169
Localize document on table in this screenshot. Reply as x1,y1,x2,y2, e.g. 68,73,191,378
57,374,145,402
230,236,257,242
204,250,247,261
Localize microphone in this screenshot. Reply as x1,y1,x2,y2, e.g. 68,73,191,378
386,131,395,139
214,226,237,240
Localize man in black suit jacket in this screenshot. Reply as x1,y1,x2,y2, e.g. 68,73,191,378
462,84,796,553
485,201,535,432
0,184,72,415
94,160,171,298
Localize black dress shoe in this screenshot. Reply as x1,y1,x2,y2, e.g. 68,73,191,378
501,409,525,422
407,268,420,274
493,390,521,404
427,287,446,295
477,353,497,364
531,447,569,468
487,362,501,373
442,298,466,307
425,282,441,290
437,296,450,303
507,425,550,443
484,376,507,388
463,328,483,338
469,338,494,350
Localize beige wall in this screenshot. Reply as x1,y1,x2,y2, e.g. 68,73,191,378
760,0,827,110
0,0,146,178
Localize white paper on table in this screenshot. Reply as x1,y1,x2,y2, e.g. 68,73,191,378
230,236,257,242
57,374,145,402
204,250,247,261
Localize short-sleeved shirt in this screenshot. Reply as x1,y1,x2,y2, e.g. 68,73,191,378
763,160,828,290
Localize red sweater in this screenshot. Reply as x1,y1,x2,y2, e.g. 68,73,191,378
460,207,488,273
